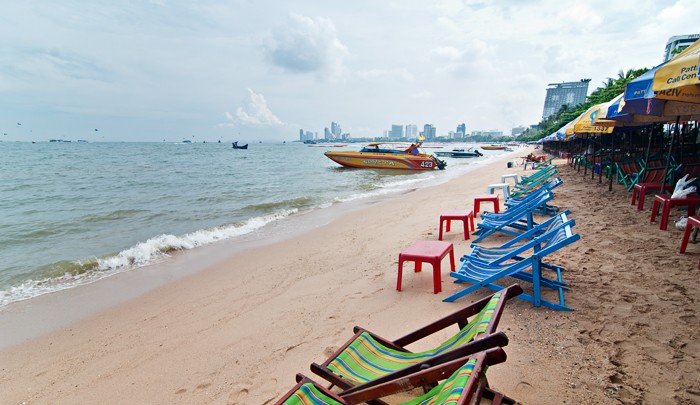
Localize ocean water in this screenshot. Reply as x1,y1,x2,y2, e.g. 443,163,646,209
0,141,509,306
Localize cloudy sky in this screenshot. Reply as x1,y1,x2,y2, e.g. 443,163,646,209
1,0,698,142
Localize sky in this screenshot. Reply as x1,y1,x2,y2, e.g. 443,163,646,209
1,0,699,143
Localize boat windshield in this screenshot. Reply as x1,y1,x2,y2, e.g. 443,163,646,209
360,144,413,154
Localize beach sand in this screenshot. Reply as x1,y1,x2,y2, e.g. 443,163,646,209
1,153,699,404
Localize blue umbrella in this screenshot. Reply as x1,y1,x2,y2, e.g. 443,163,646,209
621,66,667,116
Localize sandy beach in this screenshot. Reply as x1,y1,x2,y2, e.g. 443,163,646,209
1,152,699,404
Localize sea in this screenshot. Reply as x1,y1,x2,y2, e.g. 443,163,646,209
0,140,513,307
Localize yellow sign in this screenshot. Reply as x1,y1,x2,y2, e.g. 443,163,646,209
652,40,700,92
566,104,615,136
654,84,700,103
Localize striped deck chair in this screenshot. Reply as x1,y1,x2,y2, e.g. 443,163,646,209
628,165,673,192
614,159,643,190
518,165,557,186
444,222,579,311
278,348,512,405
468,212,574,269
472,190,554,243
310,285,522,403
676,163,700,182
505,177,562,216
508,171,559,200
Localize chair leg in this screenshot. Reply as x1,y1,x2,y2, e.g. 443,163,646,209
680,223,694,253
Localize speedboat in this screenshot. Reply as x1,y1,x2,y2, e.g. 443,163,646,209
324,142,446,170
481,145,507,150
434,147,483,158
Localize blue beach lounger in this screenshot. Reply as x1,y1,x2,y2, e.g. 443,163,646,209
504,177,562,216
472,189,555,243
444,220,580,311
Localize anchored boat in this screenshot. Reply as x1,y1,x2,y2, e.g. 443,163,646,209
324,142,446,170
434,147,483,158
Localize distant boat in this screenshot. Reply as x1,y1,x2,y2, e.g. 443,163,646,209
232,142,248,149
182,139,192,144
434,148,483,158
324,142,446,170
481,145,507,150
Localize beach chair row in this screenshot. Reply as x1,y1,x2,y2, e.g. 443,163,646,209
443,162,580,311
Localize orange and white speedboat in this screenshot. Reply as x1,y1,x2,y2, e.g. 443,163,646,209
324,142,446,171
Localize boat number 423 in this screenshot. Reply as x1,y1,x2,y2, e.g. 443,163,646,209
420,161,433,168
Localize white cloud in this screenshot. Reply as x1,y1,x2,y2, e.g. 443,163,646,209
224,89,284,128
2,1,700,141
356,68,414,82
264,13,348,80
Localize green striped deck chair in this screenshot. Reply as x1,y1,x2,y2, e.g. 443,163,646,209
277,349,511,405
310,285,521,402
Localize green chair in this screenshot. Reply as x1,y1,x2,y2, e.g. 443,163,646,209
309,285,522,402
277,348,511,405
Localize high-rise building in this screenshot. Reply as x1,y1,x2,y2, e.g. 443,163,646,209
456,123,466,138
390,124,404,138
299,129,315,142
422,124,436,140
542,80,590,120
663,34,700,62
405,124,418,139
331,122,342,138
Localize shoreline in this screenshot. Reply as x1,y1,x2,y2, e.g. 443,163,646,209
3,150,695,404
0,149,525,349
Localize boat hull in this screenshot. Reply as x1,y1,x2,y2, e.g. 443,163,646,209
434,151,482,158
481,145,506,150
324,151,440,170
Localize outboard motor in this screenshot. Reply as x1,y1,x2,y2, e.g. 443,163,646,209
431,156,447,170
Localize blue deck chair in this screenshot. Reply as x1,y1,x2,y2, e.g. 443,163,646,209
518,165,557,186
504,177,563,216
508,171,559,200
469,211,574,262
468,213,574,280
444,221,579,311
472,190,554,243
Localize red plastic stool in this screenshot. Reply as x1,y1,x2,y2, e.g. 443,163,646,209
680,216,700,252
473,194,500,214
631,183,673,211
650,194,700,230
397,240,455,294
679,216,700,270
439,210,474,240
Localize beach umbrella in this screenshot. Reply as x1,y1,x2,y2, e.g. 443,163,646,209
565,104,615,137
652,39,700,99
539,134,558,143
622,41,700,107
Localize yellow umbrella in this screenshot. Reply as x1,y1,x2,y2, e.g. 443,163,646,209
589,94,626,128
565,104,615,137
652,39,699,92
652,39,700,103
